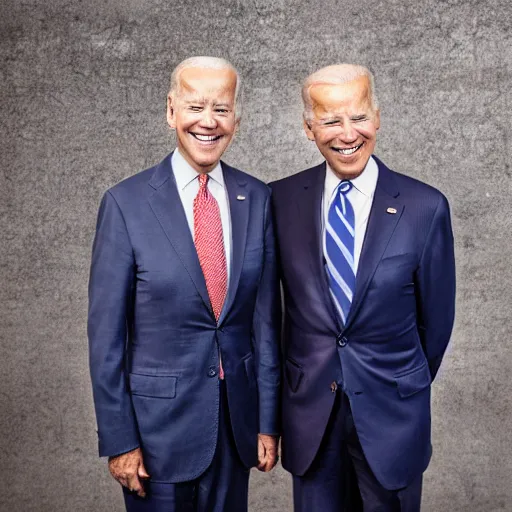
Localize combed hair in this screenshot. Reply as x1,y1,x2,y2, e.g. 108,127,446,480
169,56,242,120
302,64,378,121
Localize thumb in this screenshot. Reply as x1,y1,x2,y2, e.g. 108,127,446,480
138,461,150,479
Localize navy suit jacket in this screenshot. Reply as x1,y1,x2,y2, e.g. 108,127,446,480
270,157,455,490
88,152,280,483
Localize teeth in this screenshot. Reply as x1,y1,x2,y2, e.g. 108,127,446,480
336,144,362,155
193,134,220,141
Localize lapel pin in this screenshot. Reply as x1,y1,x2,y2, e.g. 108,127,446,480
387,207,397,214
237,195,246,201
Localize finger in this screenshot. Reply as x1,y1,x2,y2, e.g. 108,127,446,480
257,450,267,471
264,454,276,472
138,461,150,479
257,438,265,465
127,474,146,498
257,454,267,471
268,447,279,470
117,476,128,488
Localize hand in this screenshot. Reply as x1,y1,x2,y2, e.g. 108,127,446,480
108,447,150,498
257,434,279,472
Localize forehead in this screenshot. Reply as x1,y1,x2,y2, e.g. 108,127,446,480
309,76,372,115
178,67,237,101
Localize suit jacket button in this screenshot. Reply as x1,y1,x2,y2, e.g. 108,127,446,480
336,334,347,347
208,366,217,378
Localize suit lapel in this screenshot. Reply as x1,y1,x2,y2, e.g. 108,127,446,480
218,163,249,325
147,154,213,316
344,159,404,330
297,162,340,334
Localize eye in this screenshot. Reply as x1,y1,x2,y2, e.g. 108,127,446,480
189,106,202,112
323,120,339,126
215,108,230,114
351,115,367,122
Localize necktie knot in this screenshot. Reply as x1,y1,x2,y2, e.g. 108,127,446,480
337,180,352,195
198,173,209,189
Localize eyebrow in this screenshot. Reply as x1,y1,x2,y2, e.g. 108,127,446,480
318,113,367,122
318,116,340,123
183,98,206,105
182,99,232,108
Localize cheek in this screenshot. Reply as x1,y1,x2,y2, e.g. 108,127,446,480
177,114,200,131
176,121,190,133
221,120,237,136
357,126,377,141
313,133,333,146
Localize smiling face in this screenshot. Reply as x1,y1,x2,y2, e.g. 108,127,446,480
304,76,380,180
167,67,238,173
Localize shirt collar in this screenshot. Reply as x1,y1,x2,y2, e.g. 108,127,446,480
325,155,379,201
172,148,225,190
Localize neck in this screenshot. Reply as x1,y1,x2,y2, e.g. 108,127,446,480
176,147,219,174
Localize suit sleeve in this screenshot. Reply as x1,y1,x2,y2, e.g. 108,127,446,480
415,193,456,380
88,191,140,457
253,190,282,435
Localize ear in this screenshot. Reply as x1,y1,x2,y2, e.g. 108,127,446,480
374,109,381,131
166,95,176,129
303,118,316,141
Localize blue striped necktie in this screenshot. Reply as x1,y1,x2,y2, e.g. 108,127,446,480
324,180,355,325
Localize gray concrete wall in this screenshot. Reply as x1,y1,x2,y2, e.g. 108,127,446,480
1,0,511,510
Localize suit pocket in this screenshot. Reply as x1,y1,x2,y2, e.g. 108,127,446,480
285,358,304,393
242,353,257,388
394,363,431,398
129,373,177,398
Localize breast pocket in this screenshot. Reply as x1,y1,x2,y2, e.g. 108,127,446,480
370,253,418,291
379,253,418,270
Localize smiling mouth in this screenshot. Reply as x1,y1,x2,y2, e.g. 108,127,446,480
190,133,222,144
332,142,363,156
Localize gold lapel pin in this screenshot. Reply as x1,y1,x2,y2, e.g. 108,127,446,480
387,207,397,214
237,195,246,201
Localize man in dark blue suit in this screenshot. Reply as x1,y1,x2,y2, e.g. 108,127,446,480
270,64,456,511
88,56,280,511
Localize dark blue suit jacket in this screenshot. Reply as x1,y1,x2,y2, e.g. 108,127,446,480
270,157,455,490
88,152,280,483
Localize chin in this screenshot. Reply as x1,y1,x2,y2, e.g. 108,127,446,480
332,166,365,180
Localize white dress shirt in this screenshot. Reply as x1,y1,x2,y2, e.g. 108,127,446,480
172,149,232,280
323,156,379,274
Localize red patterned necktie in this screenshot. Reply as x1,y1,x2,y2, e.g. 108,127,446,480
193,173,227,378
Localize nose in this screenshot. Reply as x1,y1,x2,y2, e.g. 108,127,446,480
199,108,217,129
338,118,357,141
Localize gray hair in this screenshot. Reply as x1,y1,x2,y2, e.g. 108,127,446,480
302,64,378,122
169,56,242,121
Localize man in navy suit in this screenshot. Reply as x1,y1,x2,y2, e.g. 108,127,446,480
88,56,280,511
270,64,456,511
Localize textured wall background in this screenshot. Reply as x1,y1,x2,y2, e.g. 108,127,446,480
1,0,511,510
